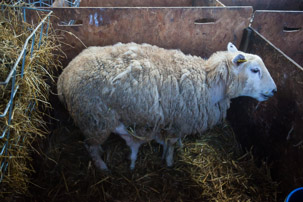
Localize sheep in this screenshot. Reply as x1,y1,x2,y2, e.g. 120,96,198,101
52,0,81,7
57,42,277,171
52,0,68,7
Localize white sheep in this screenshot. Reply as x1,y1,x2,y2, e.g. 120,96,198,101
57,42,277,171
52,0,81,7
52,0,69,7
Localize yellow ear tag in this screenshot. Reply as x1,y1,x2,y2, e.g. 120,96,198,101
237,59,247,63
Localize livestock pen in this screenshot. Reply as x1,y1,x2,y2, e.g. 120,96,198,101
1,0,303,201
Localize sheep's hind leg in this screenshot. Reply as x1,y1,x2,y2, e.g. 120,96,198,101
115,124,144,170
161,137,182,160
85,144,109,171
121,134,143,170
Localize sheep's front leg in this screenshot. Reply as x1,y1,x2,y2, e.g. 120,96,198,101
161,138,182,160
178,138,183,148
162,141,168,160
129,141,142,170
85,144,109,171
155,135,168,160
165,138,179,167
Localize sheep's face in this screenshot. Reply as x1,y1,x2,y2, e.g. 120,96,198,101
228,43,277,101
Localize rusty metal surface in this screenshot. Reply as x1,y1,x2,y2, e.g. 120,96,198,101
41,7,252,65
79,0,191,7
220,0,303,10
228,28,303,199
79,0,221,7
252,11,303,67
193,0,226,6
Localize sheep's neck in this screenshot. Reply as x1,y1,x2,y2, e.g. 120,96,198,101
204,57,229,104
209,80,226,104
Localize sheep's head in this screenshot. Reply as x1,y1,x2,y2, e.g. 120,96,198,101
227,42,277,101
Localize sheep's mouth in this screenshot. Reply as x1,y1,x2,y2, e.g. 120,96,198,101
261,93,271,100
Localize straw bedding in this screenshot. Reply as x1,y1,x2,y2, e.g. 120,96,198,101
27,121,278,201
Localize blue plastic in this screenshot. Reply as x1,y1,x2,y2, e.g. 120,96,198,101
285,187,303,202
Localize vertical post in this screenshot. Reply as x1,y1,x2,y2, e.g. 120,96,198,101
30,33,36,58
21,50,27,78
38,22,44,49
45,16,50,37
23,7,26,23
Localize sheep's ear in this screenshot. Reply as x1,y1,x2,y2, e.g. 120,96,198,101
232,54,247,66
227,42,238,52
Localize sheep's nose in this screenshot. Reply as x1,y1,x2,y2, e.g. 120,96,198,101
272,88,277,94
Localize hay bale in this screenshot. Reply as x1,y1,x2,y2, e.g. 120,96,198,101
28,121,278,201
0,5,61,197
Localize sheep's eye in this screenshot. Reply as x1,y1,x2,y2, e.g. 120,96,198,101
251,68,260,73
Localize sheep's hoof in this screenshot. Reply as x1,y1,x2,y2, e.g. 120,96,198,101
94,160,109,171
161,147,168,160
130,162,136,170
166,163,174,168
102,167,110,172
99,167,111,174
166,152,174,167
178,138,183,148
166,160,174,167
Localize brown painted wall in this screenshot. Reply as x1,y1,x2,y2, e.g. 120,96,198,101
47,7,252,65
252,11,303,67
220,0,303,10
79,0,221,7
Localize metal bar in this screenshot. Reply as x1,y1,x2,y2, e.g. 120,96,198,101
23,7,26,23
216,0,226,7
0,161,8,178
0,162,8,182
21,50,27,78
0,127,8,139
30,33,36,58
239,28,253,52
0,10,52,85
0,86,19,118
45,15,50,36
0,160,5,171
1,71,18,171
4,5,53,13
7,70,17,126
38,22,44,49
0,142,8,156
